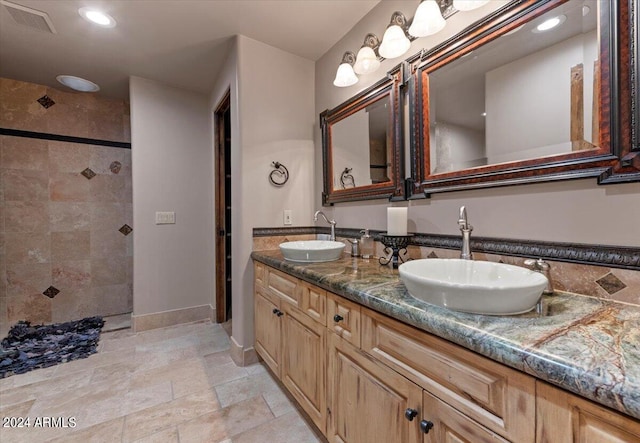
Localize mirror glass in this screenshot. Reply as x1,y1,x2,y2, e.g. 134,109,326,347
321,68,403,205
331,95,391,189
428,0,599,174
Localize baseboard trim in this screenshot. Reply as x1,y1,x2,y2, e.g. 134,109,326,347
132,304,213,332
230,335,259,367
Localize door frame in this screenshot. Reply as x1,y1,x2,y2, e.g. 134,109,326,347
214,89,231,323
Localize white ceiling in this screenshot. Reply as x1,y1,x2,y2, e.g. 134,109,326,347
0,0,381,99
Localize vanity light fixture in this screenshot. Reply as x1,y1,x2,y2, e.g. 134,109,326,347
56,75,100,92
452,0,490,12
353,34,381,75
333,51,359,87
533,14,566,33
409,0,446,38
378,11,411,59
78,7,116,28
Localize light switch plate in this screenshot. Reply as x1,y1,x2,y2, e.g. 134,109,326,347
283,209,292,225
156,211,176,224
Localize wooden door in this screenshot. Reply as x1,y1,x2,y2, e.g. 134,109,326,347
254,288,281,377
537,381,640,443
327,333,422,443
281,303,326,433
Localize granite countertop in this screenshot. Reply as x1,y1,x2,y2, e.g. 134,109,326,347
251,250,640,420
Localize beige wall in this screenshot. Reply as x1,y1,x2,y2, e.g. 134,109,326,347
0,78,132,336
211,35,315,352
314,1,640,247
129,77,214,321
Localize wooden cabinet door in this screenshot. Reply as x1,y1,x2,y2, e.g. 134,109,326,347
327,333,422,443
327,292,361,347
254,287,281,377
537,381,640,443
281,303,327,433
422,390,510,443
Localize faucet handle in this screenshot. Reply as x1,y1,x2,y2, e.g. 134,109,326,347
347,239,360,257
524,258,554,295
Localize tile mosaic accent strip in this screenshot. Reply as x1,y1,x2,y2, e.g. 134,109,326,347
596,273,627,294
119,224,133,236
36,95,55,109
109,161,122,174
42,286,60,299
0,128,132,149
81,168,96,180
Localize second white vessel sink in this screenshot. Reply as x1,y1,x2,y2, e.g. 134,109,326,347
399,258,548,315
279,240,345,263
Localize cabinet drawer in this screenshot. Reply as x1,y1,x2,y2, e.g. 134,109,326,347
297,280,326,326
361,310,535,443
326,292,361,347
266,267,298,306
254,261,266,288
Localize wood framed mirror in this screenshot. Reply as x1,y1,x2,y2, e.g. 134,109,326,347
321,65,404,205
408,0,638,198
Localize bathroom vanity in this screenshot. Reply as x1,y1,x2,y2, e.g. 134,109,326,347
252,251,640,442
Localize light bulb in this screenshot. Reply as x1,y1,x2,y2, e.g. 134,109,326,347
409,0,446,38
353,46,380,75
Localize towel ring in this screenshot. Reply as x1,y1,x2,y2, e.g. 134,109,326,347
269,161,289,186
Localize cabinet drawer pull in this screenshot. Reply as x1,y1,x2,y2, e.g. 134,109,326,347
272,308,283,317
420,420,434,434
404,408,418,421
333,314,344,323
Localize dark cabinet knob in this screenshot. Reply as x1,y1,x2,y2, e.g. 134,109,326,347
272,308,283,317
420,420,434,434
333,314,344,323
404,408,418,421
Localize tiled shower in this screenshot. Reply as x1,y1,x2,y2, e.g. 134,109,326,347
0,78,132,336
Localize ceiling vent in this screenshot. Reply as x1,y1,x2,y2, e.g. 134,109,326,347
1,0,56,34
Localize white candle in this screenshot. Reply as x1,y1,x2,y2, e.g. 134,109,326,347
387,207,407,235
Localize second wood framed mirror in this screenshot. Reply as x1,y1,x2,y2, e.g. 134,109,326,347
321,65,404,205
408,0,637,198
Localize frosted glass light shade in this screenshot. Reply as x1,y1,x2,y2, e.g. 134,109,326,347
379,25,411,59
353,46,380,75
453,0,490,12
409,0,446,37
333,63,358,87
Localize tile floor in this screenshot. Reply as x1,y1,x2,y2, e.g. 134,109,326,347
0,321,324,442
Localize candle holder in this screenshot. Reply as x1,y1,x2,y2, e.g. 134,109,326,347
379,234,413,269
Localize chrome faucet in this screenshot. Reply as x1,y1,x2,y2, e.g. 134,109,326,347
314,210,336,241
458,206,473,260
524,258,554,315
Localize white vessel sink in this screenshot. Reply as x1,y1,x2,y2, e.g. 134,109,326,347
279,240,345,263
399,259,548,315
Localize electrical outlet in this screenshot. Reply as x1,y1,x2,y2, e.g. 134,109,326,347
155,211,176,224
283,209,292,225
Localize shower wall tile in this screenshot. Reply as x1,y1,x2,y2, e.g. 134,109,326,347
49,202,90,231
7,293,52,325
5,263,51,298
48,141,90,173
91,258,128,286
95,284,132,316
90,229,126,258
4,201,49,233
51,231,90,261
89,174,127,202
49,172,90,202
1,137,48,170
2,169,49,201
52,260,91,293
4,232,50,264
0,78,132,327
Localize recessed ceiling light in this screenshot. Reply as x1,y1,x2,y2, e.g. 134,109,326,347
78,7,116,28
56,75,100,92
533,15,566,33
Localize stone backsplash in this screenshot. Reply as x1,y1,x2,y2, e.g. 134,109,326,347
253,230,640,307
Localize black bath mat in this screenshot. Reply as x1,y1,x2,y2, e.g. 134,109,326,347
0,316,104,379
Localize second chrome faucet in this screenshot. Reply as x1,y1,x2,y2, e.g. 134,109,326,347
458,206,473,260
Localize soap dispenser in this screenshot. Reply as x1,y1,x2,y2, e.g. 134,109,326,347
360,229,374,259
